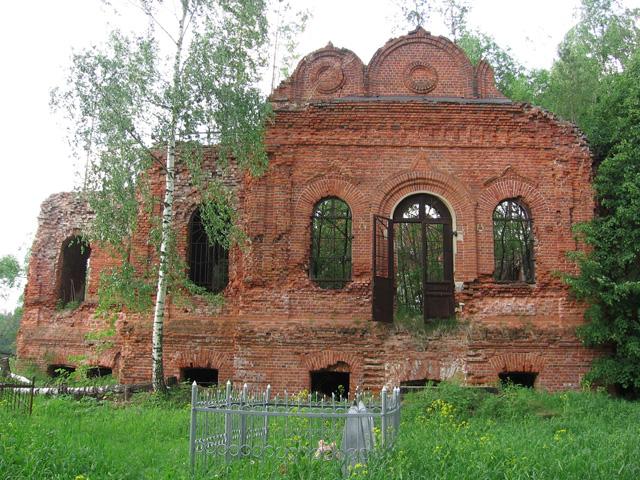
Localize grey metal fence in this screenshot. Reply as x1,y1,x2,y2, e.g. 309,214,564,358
0,377,35,415
189,382,401,477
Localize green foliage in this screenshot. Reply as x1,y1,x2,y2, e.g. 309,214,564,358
565,48,640,392
437,0,469,41
51,0,275,315
0,255,21,296
2,385,640,478
395,0,433,29
535,0,640,131
0,307,22,354
457,30,529,99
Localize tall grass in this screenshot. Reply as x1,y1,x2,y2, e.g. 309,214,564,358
1,383,639,479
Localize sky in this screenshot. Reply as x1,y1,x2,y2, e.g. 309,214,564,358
0,0,638,312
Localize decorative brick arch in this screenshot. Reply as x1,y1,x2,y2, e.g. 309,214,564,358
489,352,546,376
475,60,505,99
291,175,368,279
478,174,552,276
96,350,120,370
172,349,230,372
301,351,363,389
374,168,478,281
366,26,475,97
273,43,365,102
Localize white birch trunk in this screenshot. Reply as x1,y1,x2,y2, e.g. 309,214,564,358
151,2,188,393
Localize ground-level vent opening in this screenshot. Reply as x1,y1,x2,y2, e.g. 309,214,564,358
47,364,76,378
87,366,112,378
499,371,537,388
310,371,350,399
400,378,440,393
182,367,218,386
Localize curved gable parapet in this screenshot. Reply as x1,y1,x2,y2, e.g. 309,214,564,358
366,27,475,98
475,60,506,99
271,28,509,103
271,42,365,103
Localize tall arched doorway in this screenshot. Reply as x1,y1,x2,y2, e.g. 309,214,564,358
373,194,455,322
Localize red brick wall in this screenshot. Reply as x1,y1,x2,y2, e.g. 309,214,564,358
18,30,599,393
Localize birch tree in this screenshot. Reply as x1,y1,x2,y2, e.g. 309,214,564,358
52,0,272,392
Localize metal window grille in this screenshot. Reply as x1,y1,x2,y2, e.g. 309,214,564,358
310,198,352,289
189,209,229,293
493,198,535,283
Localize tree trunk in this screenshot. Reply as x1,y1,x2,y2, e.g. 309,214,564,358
151,1,188,393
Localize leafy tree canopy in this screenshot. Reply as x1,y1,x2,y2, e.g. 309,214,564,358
565,47,640,392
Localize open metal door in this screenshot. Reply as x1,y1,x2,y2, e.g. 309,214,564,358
372,215,394,322
393,194,455,322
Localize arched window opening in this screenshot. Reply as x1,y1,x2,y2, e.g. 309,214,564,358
58,236,90,305
181,367,219,386
188,208,229,293
499,371,537,388
493,199,535,283
310,197,352,289
392,194,455,321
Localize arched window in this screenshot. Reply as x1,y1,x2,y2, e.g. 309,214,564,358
310,197,352,289
58,235,90,305
493,198,535,283
188,208,229,293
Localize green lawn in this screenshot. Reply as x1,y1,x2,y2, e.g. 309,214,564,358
1,384,639,479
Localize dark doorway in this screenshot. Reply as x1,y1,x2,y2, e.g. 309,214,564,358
47,364,75,378
58,236,91,305
87,366,112,378
499,371,537,388
181,367,219,386
311,371,350,398
393,194,455,322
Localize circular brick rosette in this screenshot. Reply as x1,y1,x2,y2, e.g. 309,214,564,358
310,59,345,94
404,61,438,94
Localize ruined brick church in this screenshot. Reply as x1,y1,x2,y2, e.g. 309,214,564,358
17,28,598,393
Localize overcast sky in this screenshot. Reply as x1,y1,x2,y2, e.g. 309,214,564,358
1,0,639,312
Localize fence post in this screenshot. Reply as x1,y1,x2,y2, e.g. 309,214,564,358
380,386,388,449
239,383,248,457
394,387,401,440
224,380,232,462
263,384,270,444
28,377,35,415
189,381,198,474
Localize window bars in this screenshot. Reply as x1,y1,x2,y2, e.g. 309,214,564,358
310,198,352,289
188,208,229,293
493,199,535,283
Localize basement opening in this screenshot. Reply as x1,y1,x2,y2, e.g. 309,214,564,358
182,367,219,386
310,370,350,398
87,366,112,378
47,364,76,378
57,236,91,305
499,371,537,388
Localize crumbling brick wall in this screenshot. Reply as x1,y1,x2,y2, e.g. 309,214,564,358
18,28,599,392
